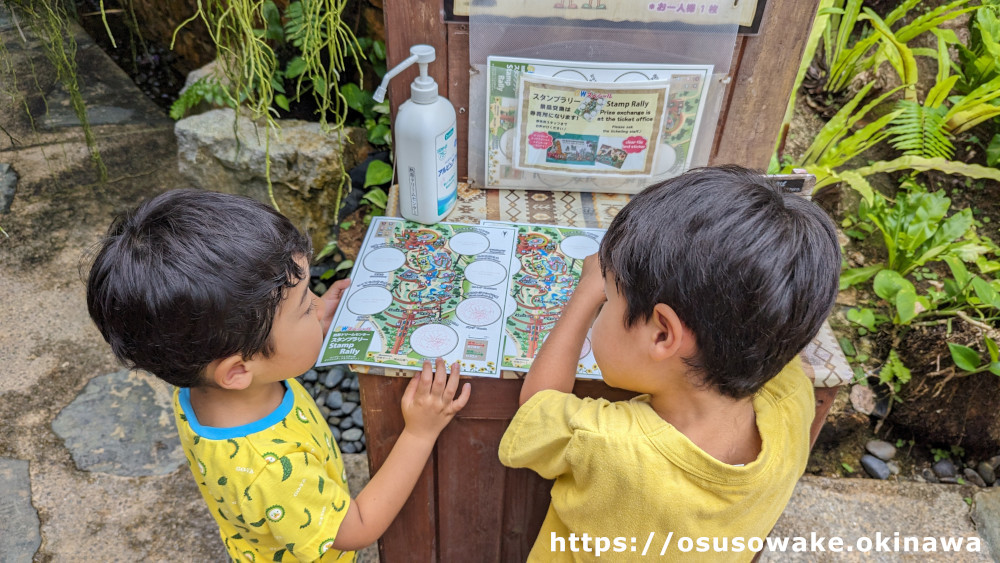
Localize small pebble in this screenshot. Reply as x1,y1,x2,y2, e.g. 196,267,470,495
339,418,353,430
326,391,343,410
343,428,364,442
940,477,958,484
886,461,900,475
921,468,940,483
331,427,341,442
351,377,360,390
342,442,356,454
328,416,341,427
341,401,357,415
865,440,897,461
346,391,360,402
861,454,891,480
325,369,345,389
964,468,987,487
983,461,999,485
932,459,956,479
989,455,1000,470
318,405,330,418
303,369,318,383
351,408,364,427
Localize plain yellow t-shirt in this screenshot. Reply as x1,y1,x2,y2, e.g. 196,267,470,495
499,359,814,562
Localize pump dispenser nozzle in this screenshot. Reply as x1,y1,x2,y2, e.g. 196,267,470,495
372,45,438,104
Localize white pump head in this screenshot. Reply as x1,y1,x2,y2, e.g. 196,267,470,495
372,45,439,104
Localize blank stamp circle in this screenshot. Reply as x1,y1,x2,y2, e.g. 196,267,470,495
346,287,392,315
363,247,406,273
580,337,592,359
449,232,490,256
409,324,459,357
465,260,508,287
456,298,502,326
560,235,600,260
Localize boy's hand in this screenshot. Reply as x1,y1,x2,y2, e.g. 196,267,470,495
401,358,471,442
320,278,351,334
573,253,606,307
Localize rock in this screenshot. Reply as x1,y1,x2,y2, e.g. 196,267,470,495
990,455,1000,470
921,468,940,483
343,428,364,442
971,489,1000,562
964,468,988,487
940,477,958,484
979,462,997,486
52,370,183,477
861,454,891,480
318,405,330,418
325,391,343,410
302,369,318,383
328,417,341,427
351,408,364,427
865,440,897,461
0,163,18,214
849,384,877,416
324,368,344,389
933,459,956,479
351,376,360,391
339,418,354,430
331,427,341,442
886,461,900,475
175,109,370,254
341,401,357,415
342,442,356,454
346,391,360,402
0,458,41,559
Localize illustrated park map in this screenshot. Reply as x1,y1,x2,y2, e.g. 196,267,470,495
317,217,604,379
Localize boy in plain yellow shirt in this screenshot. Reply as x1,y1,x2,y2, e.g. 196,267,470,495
499,166,840,561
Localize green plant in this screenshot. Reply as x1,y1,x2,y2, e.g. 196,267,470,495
171,0,363,209
949,334,1000,376
879,349,912,396
2,0,107,179
954,0,1000,95
169,76,233,119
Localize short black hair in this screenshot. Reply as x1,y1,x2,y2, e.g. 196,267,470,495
599,166,840,399
86,189,312,387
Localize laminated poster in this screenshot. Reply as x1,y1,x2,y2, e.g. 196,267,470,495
482,220,605,379
317,217,518,377
486,57,712,189
515,74,668,177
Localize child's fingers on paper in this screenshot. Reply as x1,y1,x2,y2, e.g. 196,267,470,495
416,360,434,396
431,357,447,397
444,362,461,398
402,369,420,405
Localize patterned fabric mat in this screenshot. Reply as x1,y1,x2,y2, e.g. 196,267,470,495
374,184,852,387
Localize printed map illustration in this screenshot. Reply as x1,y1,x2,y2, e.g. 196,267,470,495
482,221,604,379
317,217,517,376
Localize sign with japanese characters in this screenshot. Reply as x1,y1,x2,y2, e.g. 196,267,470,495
454,0,755,27
514,75,668,176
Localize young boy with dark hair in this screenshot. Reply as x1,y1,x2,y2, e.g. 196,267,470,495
499,166,841,561
87,189,470,561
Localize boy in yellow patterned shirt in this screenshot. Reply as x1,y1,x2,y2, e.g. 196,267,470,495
88,189,470,561
500,167,841,561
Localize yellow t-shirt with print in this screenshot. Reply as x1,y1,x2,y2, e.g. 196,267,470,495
499,359,814,562
174,378,354,562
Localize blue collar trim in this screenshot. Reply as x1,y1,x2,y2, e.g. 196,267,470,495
178,382,294,440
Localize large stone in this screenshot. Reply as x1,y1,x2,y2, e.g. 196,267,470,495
52,370,183,477
175,108,370,254
0,458,41,560
972,488,1000,561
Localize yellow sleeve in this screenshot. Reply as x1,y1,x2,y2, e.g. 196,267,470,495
244,451,353,562
498,389,587,479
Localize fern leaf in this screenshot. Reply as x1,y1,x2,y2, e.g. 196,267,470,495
886,101,954,159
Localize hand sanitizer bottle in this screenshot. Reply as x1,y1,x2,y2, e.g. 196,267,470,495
373,45,458,224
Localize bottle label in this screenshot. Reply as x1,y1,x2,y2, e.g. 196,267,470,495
435,122,458,216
